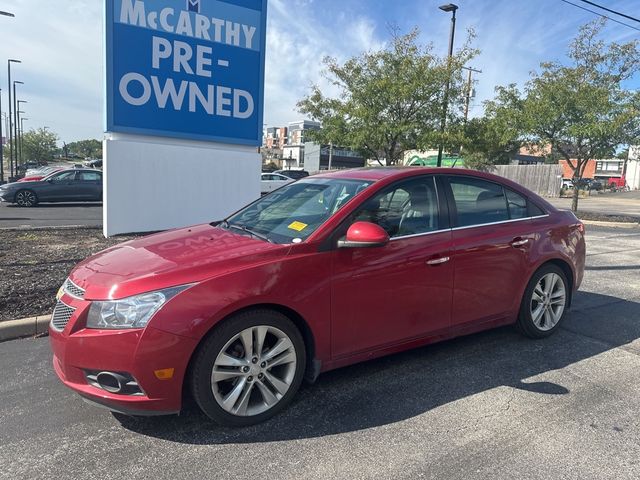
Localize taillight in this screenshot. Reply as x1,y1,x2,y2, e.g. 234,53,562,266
575,222,585,234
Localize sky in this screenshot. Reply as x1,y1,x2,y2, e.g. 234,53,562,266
0,0,638,145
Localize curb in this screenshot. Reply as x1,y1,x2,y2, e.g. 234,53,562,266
0,315,50,342
581,219,640,228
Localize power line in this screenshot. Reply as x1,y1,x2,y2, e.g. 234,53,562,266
577,0,640,24
559,0,640,32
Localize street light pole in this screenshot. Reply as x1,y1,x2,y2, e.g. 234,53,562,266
20,117,28,164
16,110,24,165
437,3,458,167
0,11,15,17
7,59,20,178
17,100,27,165
13,80,23,174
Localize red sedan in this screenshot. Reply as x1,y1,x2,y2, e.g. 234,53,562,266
50,168,585,426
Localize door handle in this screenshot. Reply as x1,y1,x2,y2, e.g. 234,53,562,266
426,256,450,266
511,238,529,247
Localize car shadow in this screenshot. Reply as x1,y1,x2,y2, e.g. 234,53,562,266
114,291,639,444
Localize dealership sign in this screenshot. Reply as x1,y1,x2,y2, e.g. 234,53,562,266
105,0,267,145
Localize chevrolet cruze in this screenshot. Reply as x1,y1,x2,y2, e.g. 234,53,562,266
50,168,585,426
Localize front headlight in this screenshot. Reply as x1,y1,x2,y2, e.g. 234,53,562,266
86,285,193,329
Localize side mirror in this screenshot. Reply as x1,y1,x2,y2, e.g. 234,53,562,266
337,221,389,248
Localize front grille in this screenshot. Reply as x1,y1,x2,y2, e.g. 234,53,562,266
63,278,85,299
51,301,76,331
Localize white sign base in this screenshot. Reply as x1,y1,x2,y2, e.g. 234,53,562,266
103,133,260,237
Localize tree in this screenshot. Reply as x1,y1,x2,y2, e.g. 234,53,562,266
297,28,478,165
22,128,59,162
460,84,523,170
66,139,102,159
517,19,640,211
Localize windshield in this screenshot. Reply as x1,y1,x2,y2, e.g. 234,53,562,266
224,178,373,244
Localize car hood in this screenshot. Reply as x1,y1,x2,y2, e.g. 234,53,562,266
69,224,290,300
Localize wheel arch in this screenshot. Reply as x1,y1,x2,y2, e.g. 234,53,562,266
536,258,575,308
182,302,319,405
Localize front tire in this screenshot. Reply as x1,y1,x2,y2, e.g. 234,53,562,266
190,309,306,427
15,189,38,207
517,264,569,338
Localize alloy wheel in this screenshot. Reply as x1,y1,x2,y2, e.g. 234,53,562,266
15,190,36,207
530,272,566,331
211,325,298,417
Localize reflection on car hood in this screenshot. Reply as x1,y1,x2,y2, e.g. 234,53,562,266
69,224,288,300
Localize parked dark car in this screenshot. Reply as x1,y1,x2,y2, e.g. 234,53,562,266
84,159,103,169
49,168,584,426
589,180,603,191
275,169,309,180
0,169,102,207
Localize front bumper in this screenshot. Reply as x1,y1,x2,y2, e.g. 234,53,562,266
49,292,199,416
0,190,13,202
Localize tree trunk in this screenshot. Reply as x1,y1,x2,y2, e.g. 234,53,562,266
571,184,579,212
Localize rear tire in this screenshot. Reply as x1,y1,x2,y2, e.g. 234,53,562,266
190,309,306,427
15,189,38,207
517,264,569,338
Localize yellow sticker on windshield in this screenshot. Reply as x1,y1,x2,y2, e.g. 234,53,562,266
288,221,308,232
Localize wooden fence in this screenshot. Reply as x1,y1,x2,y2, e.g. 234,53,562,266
487,164,563,197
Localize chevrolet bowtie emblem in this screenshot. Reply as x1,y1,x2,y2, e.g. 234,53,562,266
187,0,200,13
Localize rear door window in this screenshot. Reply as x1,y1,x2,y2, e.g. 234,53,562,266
448,177,509,227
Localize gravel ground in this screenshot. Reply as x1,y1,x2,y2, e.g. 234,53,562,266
0,228,138,321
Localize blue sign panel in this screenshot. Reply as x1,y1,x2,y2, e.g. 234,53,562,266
105,0,267,146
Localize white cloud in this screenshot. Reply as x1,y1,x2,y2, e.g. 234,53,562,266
263,0,384,126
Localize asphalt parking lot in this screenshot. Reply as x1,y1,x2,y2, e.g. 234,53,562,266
1,223,639,480
0,203,102,228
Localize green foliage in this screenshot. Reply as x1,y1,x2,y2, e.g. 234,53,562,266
297,28,478,165
480,19,639,211
526,21,639,163
459,84,523,170
22,128,59,162
65,139,102,159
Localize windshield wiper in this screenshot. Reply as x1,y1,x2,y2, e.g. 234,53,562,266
228,223,274,243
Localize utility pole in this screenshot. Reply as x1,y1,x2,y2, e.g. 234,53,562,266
328,142,333,170
462,66,482,122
